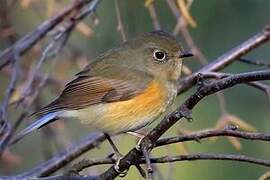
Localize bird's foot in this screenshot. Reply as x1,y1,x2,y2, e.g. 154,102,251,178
113,155,128,177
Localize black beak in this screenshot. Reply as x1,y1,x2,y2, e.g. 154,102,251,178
179,52,194,58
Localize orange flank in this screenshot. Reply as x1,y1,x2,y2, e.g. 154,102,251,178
77,79,169,134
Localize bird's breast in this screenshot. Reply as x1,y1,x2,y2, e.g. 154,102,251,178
75,79,177,134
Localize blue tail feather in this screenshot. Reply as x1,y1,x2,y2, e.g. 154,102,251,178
10,111,61,144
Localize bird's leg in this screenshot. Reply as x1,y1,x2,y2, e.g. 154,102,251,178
104,133,127,177
126,131,145,138
126,131,153,178
104,133,122,158
126,131,145,150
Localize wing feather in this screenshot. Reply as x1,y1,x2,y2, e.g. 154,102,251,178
35,69,151,116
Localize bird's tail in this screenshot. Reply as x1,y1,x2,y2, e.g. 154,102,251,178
10,111,62,145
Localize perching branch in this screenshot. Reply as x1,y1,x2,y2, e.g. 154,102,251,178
86,153,270,172
20,153,270,180
98,69,270,179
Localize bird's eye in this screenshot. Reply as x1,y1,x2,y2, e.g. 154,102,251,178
153,49,167,62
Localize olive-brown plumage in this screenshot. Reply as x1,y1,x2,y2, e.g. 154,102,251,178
13,31,192,143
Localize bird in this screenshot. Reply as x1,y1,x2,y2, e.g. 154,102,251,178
11,30,193,169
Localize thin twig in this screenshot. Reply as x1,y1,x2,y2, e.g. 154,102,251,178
17,132,106,178
16,22,72,107
247,81,270,99
179,21,208,64
0,0,101,70
178,26,270,93
198,71,270,98
114,0,127,42
0,0,102,155
216,92,227,115
1,66,63,90
166,0,180,18
167,0,199,66
142,147,153,180
156,129,270,147
14,153,270,180
147,153,270,167
0,48,20,155
239,57,270,67
146,2,161,30
69,158,115,173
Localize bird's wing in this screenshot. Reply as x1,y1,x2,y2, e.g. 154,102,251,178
35,66,153,116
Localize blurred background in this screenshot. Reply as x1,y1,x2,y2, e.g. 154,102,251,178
0,0,270,179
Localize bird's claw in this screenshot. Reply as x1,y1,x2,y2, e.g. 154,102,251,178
114,157,128,177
